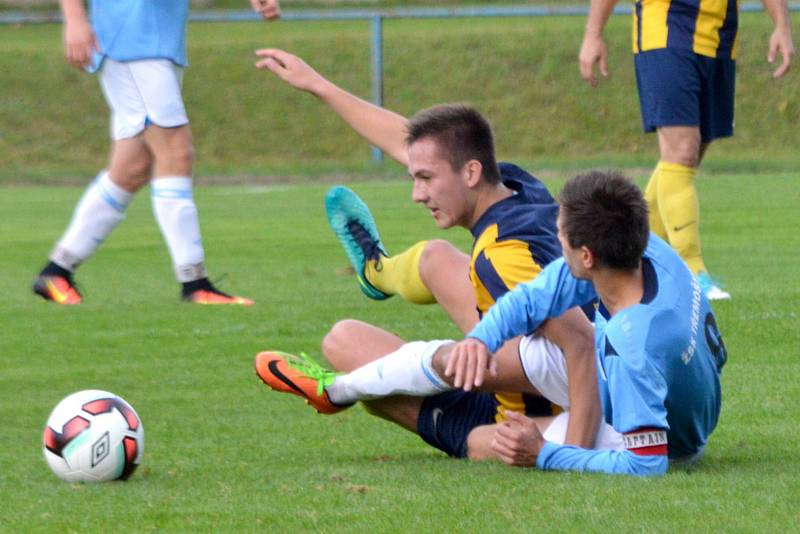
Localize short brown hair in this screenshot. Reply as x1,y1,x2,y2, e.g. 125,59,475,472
406,104,501,184
558,170,649,270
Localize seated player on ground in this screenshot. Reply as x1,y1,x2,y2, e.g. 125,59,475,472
252,49,613,461
449,171,727,476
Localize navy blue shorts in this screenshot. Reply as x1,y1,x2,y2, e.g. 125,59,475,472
417,390,499,458
634,48,735,143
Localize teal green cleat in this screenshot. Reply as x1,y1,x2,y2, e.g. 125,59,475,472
695,272,731,301
325,186,392,300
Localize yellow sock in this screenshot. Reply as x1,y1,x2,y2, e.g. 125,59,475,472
365,240,436,304
656,161,707,274
643,165,667,239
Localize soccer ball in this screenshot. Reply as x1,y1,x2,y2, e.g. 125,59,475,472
43,390,144,482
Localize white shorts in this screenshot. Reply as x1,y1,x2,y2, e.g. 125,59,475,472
519,334,624,451
542,412,624,450
518,334,570,408
98,58,189,140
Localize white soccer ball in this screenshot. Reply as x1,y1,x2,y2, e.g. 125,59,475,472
43,390,144,483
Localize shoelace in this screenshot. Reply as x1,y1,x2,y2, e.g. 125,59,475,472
281,351,337,396
346,219,383,265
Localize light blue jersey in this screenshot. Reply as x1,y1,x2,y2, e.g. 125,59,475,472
89,0,189,71
468,234,726,477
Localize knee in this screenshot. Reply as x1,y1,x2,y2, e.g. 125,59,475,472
660,135,701,168
321,319,361,372
419,239,455,282
167,140,194,172
112,154,152,192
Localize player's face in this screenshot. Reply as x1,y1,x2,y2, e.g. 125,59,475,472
407,138,474,229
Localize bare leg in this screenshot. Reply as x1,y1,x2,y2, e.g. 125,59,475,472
418,240,479,333
142,124,194,178
107,136,153,192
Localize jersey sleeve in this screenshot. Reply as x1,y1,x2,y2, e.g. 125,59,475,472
467,258,597,352
536,442,668,476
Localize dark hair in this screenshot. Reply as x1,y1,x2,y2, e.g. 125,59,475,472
558,170,649,270
406,104,501,184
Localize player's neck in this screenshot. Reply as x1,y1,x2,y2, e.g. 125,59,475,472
593,266,644,316
468,183,513,228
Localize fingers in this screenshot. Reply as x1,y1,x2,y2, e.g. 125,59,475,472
773,48,793,79
252,0,281,21
599,54,609,79
579,60,595,86
254,48,289,63
490,435,518,465
66,43,92,70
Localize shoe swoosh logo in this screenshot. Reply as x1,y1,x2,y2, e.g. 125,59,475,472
432,408,444,431
673,221,696,232
267,359,311,400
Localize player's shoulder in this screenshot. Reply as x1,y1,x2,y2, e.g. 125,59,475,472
605,305,656,364
498,162,555,205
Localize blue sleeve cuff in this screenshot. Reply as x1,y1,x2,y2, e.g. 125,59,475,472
536,441,560,470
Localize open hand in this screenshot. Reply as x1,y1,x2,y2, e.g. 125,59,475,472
444,337,497,391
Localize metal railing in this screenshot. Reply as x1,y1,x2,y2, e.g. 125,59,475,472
2,3,788,162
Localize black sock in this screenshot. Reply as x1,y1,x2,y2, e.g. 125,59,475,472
182,277,213,297
40,262,72,280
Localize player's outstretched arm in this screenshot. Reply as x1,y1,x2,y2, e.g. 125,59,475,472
249,0,281,21
537,309,601,449
762,0,795,78
59,0,98,70
578,0,618,87
255,48,410,165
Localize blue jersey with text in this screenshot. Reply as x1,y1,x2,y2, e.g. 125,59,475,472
90,0,189,70
468,234,726,476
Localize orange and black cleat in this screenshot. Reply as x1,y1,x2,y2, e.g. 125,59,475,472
32,275,83,305
254,351,349,415
182,278,254,305
184,288,254,305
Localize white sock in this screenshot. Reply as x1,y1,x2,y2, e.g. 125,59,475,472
151,176,207,282
326,340,453,405
50,170,133,271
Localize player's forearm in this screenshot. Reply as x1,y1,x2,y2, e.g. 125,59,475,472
313,79,410,166
536,308,600,448
761,0,792,31
59,0,88,25
563,330,601,448
537,442,668,476
584,0,619,37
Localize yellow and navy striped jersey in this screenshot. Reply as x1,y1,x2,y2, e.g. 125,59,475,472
633,0,740,59
469,163,563,421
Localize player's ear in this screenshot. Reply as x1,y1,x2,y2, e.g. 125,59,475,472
579,245,595,269
464,160,482,188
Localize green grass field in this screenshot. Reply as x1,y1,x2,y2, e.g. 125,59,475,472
2,173,799,531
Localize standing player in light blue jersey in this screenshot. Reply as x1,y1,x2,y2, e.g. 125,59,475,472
450,170,727,476
33,0,280,305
